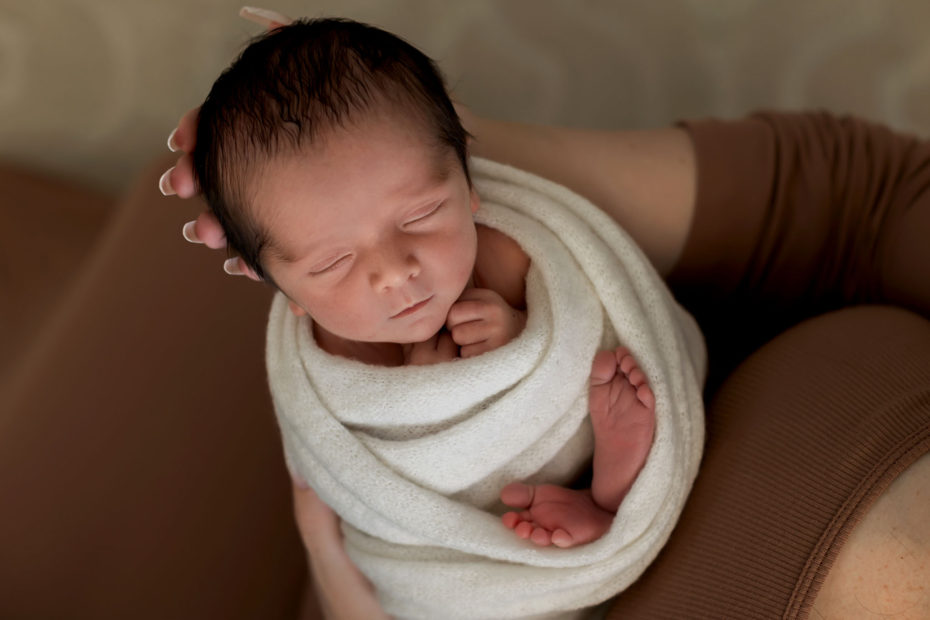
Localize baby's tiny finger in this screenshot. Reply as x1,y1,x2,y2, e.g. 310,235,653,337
436,331,458,357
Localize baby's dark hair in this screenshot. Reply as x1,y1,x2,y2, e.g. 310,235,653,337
193,18,470,282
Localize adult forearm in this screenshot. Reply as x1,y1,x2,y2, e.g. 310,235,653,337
305,547,390,620
460,108,697,276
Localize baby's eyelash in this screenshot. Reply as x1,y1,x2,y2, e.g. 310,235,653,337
406,202,443,224
309,254,350,275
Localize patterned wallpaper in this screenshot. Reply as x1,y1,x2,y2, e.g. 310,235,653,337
2,0,930,192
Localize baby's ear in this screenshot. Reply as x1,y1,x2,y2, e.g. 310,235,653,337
287,300,308,317
470,187,481,214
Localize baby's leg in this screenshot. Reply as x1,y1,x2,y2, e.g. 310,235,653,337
589,347,656,512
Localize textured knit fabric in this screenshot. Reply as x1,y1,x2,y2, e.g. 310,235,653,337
267,158,707,619
606,112,930,618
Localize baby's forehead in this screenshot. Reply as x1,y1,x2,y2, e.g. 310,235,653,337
249,131,461,263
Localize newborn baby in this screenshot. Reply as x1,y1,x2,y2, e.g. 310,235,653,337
193,17,655,549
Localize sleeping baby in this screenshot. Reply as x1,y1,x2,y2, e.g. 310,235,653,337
192,17,705,620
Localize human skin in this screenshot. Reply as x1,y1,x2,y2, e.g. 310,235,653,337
165,109,929,618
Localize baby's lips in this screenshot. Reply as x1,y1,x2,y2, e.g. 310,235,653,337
239,6,293,29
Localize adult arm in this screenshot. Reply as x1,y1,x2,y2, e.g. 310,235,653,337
458,107,697,275
290,480,390,620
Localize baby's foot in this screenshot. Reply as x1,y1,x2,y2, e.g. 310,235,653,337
500,482,614,548
589,347,656,513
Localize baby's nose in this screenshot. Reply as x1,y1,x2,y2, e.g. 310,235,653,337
369,245,419,289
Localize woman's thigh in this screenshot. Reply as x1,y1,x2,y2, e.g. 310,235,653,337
606,306,930,619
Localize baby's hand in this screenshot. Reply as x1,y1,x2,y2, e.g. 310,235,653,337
446,288,526,358
403,330,459,365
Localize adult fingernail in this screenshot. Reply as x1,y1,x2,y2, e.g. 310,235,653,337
181,221,202,244
291,472,310,489
167,128,180,152
223,257,242,275
159,168,176,196
239,6,293,28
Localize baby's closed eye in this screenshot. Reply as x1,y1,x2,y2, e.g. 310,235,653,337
403,201,444,226
309,254,352,275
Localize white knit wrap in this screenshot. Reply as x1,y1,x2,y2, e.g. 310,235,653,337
266,158,706,619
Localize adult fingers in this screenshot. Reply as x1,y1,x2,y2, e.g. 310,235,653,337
160,153,199,198
239,6,294,29
180,211,226,249
168,106,201,154
222,256,262,281
290,476,344,555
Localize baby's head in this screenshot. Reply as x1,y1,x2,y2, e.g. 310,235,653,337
194,18,479,345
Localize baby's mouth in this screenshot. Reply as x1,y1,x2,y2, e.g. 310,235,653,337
391,296,433,319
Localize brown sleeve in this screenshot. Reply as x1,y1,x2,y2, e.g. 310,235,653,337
667,111,930,385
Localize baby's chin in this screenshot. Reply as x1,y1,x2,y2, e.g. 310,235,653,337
395,322,446,345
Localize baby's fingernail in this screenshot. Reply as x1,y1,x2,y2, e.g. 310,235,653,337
181,221,202,244
167,128,180,152
239,6,293,28
223,257,243,275
158,168,176,196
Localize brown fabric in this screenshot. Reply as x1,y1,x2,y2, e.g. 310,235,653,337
0,157,308,620
0,162,114,379
670,111,930,392
605,112,930,618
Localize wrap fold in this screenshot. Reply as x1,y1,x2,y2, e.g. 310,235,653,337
267,158,706,619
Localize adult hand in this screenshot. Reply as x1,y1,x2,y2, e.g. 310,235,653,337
290,476,389,619
158,7,293,281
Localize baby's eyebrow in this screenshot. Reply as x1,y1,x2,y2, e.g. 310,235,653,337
264,236,300,264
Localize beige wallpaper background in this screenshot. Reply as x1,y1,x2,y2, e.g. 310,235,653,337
2,0,930,193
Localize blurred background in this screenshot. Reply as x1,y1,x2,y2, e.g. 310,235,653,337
2,0,930,192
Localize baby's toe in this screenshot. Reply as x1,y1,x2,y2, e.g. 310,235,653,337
551,528,575,548
500,482,535,509
590,350,619,385
530,527,552,546
501,512,521,529
636,384,656,409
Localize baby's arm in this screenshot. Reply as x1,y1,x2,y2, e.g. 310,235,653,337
446,288,527,358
